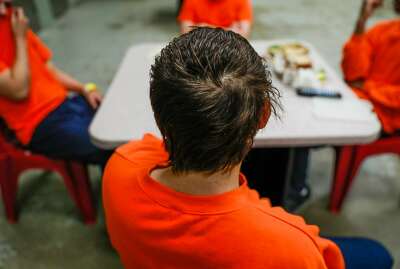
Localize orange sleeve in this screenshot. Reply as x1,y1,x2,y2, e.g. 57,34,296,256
114,133,168,168
0,60,9,73
364,80,400,109
27,30,52,62
305,227,346,269
342,34,373,81
236,0,253,22
177,0,195,22
341,23,385,82
269,208,345,269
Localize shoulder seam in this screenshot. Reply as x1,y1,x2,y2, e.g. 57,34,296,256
255,207,325,257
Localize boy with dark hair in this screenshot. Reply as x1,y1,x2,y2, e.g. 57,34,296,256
103,28,392,269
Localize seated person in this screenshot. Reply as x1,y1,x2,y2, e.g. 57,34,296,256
103,27,393,269
342,0,400,135
289,0,400,212
178,0,252,38
0,1,111,167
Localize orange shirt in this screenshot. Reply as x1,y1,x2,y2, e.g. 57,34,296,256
342,20,400,134
103,134,345,269
0,11,67,145
178,0,253,28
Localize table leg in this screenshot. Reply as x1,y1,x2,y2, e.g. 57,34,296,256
282,148,295,209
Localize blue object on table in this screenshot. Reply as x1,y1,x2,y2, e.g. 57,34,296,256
296,87,342,98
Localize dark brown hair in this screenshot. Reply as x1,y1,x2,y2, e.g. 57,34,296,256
395,0,400,13
150,27,280,174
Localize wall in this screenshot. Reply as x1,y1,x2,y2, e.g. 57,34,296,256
15,0,73,31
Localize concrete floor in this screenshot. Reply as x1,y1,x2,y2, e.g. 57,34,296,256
1,0,400,268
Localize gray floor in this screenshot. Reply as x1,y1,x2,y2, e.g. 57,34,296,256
1,0,400,268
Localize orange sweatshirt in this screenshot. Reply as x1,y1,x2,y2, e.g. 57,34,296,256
103,134,344,269
0,10,67,144
342,20,400,133
177,0,252,28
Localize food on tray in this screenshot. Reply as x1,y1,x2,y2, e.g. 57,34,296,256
267,42,312,69
286,53,312,69
282,43,309,55
266,42,327,88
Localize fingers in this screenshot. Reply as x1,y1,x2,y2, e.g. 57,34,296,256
17,8,24,20
88,93,102,110
17,8,28,22
368,0,383,8
88,97,98,110
11,7,28,24
96,95,103,103
94,94,103,108
11,7,16,21
372,0,383,7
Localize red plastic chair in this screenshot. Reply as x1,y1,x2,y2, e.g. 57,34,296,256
329,136,400,213
0,133,97,225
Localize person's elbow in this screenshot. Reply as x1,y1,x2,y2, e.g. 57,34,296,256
12,88,29,101
0,71,30,101
7,81,30,101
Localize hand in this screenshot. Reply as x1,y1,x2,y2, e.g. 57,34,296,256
360,0,383,20
348,79,365,89
228,22,239,32
197,23,213,27
83,90,103,110
11,7,29,39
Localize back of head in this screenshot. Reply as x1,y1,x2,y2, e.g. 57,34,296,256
150,27,279,174
395,0,400,14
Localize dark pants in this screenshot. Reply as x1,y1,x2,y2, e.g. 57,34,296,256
242,147,310,207
29,95,112,168
329,237,393,269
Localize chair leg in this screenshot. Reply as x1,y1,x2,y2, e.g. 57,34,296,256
64,162,96,225
0,157,19,223
1,158,97,225
338,150,367,207
329,146,356,213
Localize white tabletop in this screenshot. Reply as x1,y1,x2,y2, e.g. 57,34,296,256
89,40,381,150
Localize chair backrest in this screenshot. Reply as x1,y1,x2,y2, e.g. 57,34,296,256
0,132,12,153
0,119,23,153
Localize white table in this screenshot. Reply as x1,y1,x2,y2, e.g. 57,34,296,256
90,40,381,150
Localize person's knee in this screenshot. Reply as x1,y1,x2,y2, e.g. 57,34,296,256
328,237,394,269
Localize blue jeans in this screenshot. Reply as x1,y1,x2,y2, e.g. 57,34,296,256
329,237,393,269
29,95,112,168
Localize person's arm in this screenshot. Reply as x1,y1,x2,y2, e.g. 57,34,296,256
342,0,382,85
180,20,195,34
347,79,365,89
229,0,252,38
354,0,382,35
268,207,345,269
46,62,84,93
177,0,200,34
229,21,251,38
364,81,400,109
46,62,103,109
180,21,215,34
0,8,30,101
